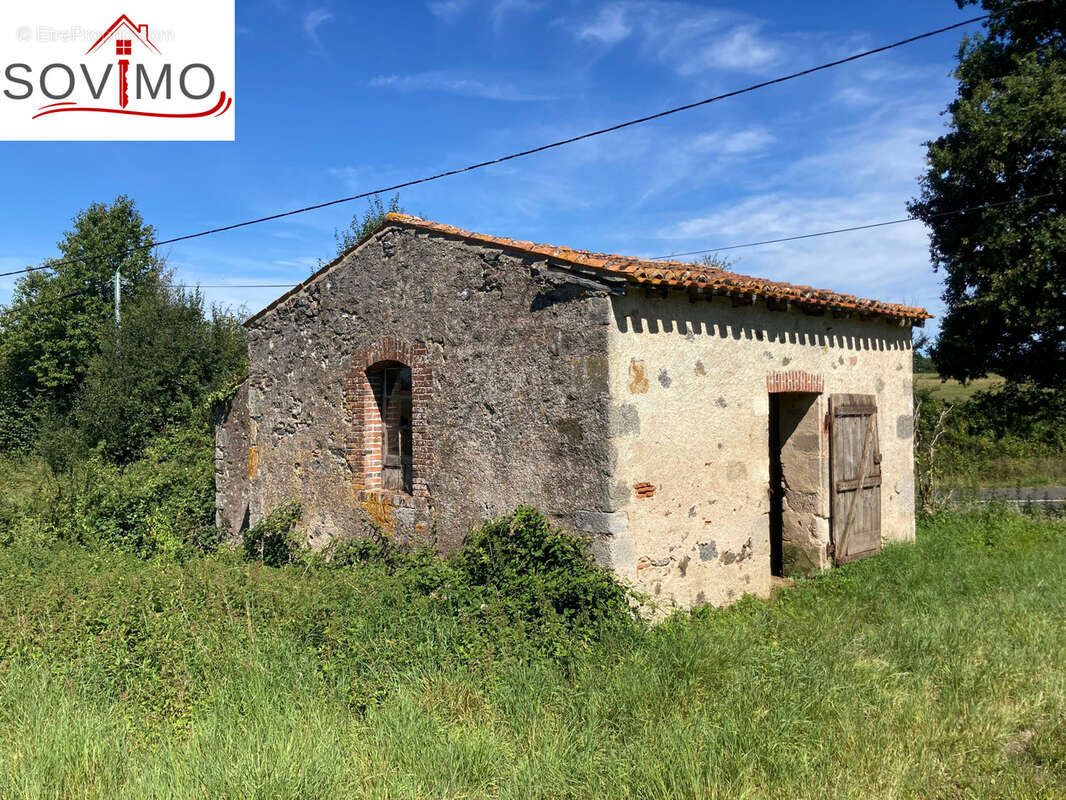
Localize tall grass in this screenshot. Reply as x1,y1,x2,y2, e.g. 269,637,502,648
1,508,1065,798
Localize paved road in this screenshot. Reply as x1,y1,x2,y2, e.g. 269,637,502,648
943,487,1066,509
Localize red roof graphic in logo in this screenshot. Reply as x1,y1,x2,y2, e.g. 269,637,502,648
86,15,161,56
32,12,233,123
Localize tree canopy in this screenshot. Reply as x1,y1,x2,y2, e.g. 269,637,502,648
908,0,1065,387
0,196,246,461
0,197,161,448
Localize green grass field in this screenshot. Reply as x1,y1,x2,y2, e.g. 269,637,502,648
945,455,1066,489
915,372,1006,404
1,508,1064,799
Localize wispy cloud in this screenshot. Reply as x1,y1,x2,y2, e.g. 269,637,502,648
646,104,947,312
427,0,470,22
577,4,631,45
369,71,555,102
635,126,777,201
691,25,780,73
302,7,334,49
575,1,781,75
490,0,541,29
428,0,539,27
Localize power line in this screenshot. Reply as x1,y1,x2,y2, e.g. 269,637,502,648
6,192,1056,312
0,8,1011,282
653,192,1060,260
173,283,298,288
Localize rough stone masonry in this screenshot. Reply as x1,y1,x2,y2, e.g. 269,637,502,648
216,213,928,609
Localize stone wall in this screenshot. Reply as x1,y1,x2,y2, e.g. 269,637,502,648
215,380,250,541
601,290,915,610
215,222,919,611
239,224,618,551
775,392,829,575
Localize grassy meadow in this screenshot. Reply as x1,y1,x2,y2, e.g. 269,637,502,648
914,372,1005,404
1,507,1065,799
913,377,1066,490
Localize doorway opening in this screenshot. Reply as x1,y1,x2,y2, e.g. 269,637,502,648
768,392,822,578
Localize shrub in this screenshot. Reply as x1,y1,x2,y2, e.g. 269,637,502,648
914,384,1066,494
51,426,220,558
255,506,637,657
452,506,634,634
242,501,303,567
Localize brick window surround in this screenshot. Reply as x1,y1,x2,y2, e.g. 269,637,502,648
766,370,824,394
345,338,433,501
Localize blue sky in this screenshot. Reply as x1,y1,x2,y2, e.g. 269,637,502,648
0,0,986,332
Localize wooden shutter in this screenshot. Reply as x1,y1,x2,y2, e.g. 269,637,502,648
830,394,882,564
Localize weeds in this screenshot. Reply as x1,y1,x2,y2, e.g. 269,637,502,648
0,507,1064,798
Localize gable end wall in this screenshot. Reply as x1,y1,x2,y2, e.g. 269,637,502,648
240,226,617,550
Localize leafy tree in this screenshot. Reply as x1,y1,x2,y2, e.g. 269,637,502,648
75,283,247,463
908,0,1065,386
913,332,936,372
0,197,161,447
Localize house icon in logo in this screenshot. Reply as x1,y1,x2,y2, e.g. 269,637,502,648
87,15,162,108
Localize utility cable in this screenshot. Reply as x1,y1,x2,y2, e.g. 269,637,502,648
4,191,1057,313
653,192,1059,259
0,7,1022,281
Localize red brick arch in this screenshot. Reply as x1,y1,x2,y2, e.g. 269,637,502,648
345,337,433,498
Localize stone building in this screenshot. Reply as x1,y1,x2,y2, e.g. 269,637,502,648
216,213,929,608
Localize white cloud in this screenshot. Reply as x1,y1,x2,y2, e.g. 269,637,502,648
715,127,776,155
578,5,631,45
490,0,541,28
646,103,947,315
688,25,780,73
572,1,781,76
369,71,554,102
428,0,470,22
661,193,936,311
633,126,777,202
428,0,539,27
302,7,334,48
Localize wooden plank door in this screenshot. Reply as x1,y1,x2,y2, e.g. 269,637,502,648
830,394,882,564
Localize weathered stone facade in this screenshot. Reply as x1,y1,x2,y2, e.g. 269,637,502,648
217,214,925,609
604,293,914,607
215,380,249,536
238,224,618,551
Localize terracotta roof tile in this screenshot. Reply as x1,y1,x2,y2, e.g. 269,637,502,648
384,213,931,323
245,213,931,326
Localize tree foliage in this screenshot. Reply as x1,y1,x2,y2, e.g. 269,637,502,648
0,197,161,447
75,284,247,463
908,0,1065,386
0,196,247,465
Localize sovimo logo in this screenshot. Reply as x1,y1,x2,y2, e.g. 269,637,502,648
2,2,234,141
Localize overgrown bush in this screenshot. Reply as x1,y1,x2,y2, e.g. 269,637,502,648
67,427,219,558
246,505,638,658
0,426,220,558
452,506,634,632
242,501,304,567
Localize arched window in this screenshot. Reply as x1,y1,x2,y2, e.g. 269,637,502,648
345,338,432,501
368,362,413,494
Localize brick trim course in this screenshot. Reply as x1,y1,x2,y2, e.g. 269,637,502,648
766,370,824,394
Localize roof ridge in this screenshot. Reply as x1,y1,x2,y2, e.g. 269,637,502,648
382,212,930,322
